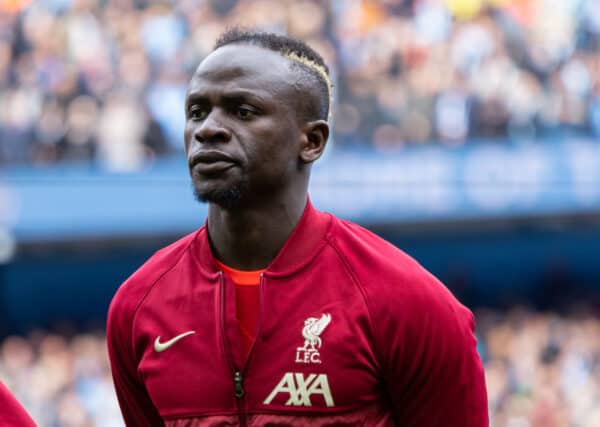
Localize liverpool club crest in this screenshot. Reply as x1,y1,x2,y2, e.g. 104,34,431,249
295,313,331,364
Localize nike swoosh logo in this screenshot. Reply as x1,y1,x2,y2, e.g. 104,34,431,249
154,331,196,352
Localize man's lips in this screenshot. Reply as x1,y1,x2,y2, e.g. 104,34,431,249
189,151,238,175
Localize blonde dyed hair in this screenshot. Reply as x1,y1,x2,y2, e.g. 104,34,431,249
284,51,333,121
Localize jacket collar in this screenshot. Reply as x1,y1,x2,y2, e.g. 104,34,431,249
192,198,332,279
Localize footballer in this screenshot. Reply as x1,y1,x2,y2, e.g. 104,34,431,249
107,29,488,426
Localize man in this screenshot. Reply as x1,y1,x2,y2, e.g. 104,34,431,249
107,29,488,426
0,382,36,426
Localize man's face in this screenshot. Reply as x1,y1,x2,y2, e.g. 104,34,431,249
184,44,304,208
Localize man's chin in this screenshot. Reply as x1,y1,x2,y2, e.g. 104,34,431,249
193,184,248,210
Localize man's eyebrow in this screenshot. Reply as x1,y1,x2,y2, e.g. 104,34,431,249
185,92,204,102
186,89,269,105
221,90,267,104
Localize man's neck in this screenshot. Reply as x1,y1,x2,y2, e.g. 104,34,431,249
207,193,307,270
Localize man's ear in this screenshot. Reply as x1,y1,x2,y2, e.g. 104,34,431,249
299,120,329,164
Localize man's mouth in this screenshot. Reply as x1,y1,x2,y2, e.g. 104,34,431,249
192,161,236,175
189,151,238,175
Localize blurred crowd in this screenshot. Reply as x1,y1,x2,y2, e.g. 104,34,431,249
480,308,600,427
1,0,600,170
0,308,598,426
0,331,122,427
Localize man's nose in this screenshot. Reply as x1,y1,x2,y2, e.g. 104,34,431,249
194,110,232,144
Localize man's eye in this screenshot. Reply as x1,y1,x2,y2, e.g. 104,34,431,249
189,107,208,120
236,106,255,119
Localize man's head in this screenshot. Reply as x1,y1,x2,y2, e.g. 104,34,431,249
214,29,332,122
184,29,331,209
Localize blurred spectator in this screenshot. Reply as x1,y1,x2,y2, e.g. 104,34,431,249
479,308,600,427
1,0,600,169
0,331,123,426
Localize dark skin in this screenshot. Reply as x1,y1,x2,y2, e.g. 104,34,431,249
184,44,329,270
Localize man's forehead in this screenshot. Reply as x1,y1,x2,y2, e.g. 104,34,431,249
190,44,293,90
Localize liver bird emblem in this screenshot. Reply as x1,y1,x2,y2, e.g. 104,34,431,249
300,313,332,351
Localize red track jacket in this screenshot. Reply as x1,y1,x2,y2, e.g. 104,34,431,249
107,201,488,426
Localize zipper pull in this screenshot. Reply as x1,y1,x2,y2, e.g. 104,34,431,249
234,371,245,398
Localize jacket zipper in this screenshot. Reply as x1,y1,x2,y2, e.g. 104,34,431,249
236,274,266,425
243,273,265,374
233,369,246,426
221,271,265,427
234,371,244,398
219,272,246,426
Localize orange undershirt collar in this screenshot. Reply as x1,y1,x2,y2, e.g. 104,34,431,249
214,259,265,285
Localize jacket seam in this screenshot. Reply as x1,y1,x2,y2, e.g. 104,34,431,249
324,234,385,372
262,212,334,279
128,233,199,381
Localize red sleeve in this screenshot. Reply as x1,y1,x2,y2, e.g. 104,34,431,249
0,382,36,427
106,285,164,427
332,220,488,425
369,270,489,426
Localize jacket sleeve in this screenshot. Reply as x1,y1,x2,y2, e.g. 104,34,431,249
0,382,37,427
367,269,489,426
106,288,164,427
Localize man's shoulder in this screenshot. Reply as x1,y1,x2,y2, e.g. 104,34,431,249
328,217,423,277
328,216,458,307
136,229,201,278
108,228,203,320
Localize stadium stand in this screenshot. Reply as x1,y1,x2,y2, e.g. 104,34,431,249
1,0,600,169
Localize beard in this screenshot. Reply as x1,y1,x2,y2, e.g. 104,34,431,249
192,180,250,210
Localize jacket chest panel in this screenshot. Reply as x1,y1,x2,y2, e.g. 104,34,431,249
243,295,382,411
136,280,237,415
242,267,383,412
134,262,385,416
141,336,235,414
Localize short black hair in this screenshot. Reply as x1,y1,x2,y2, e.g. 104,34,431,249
214,28,331,121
